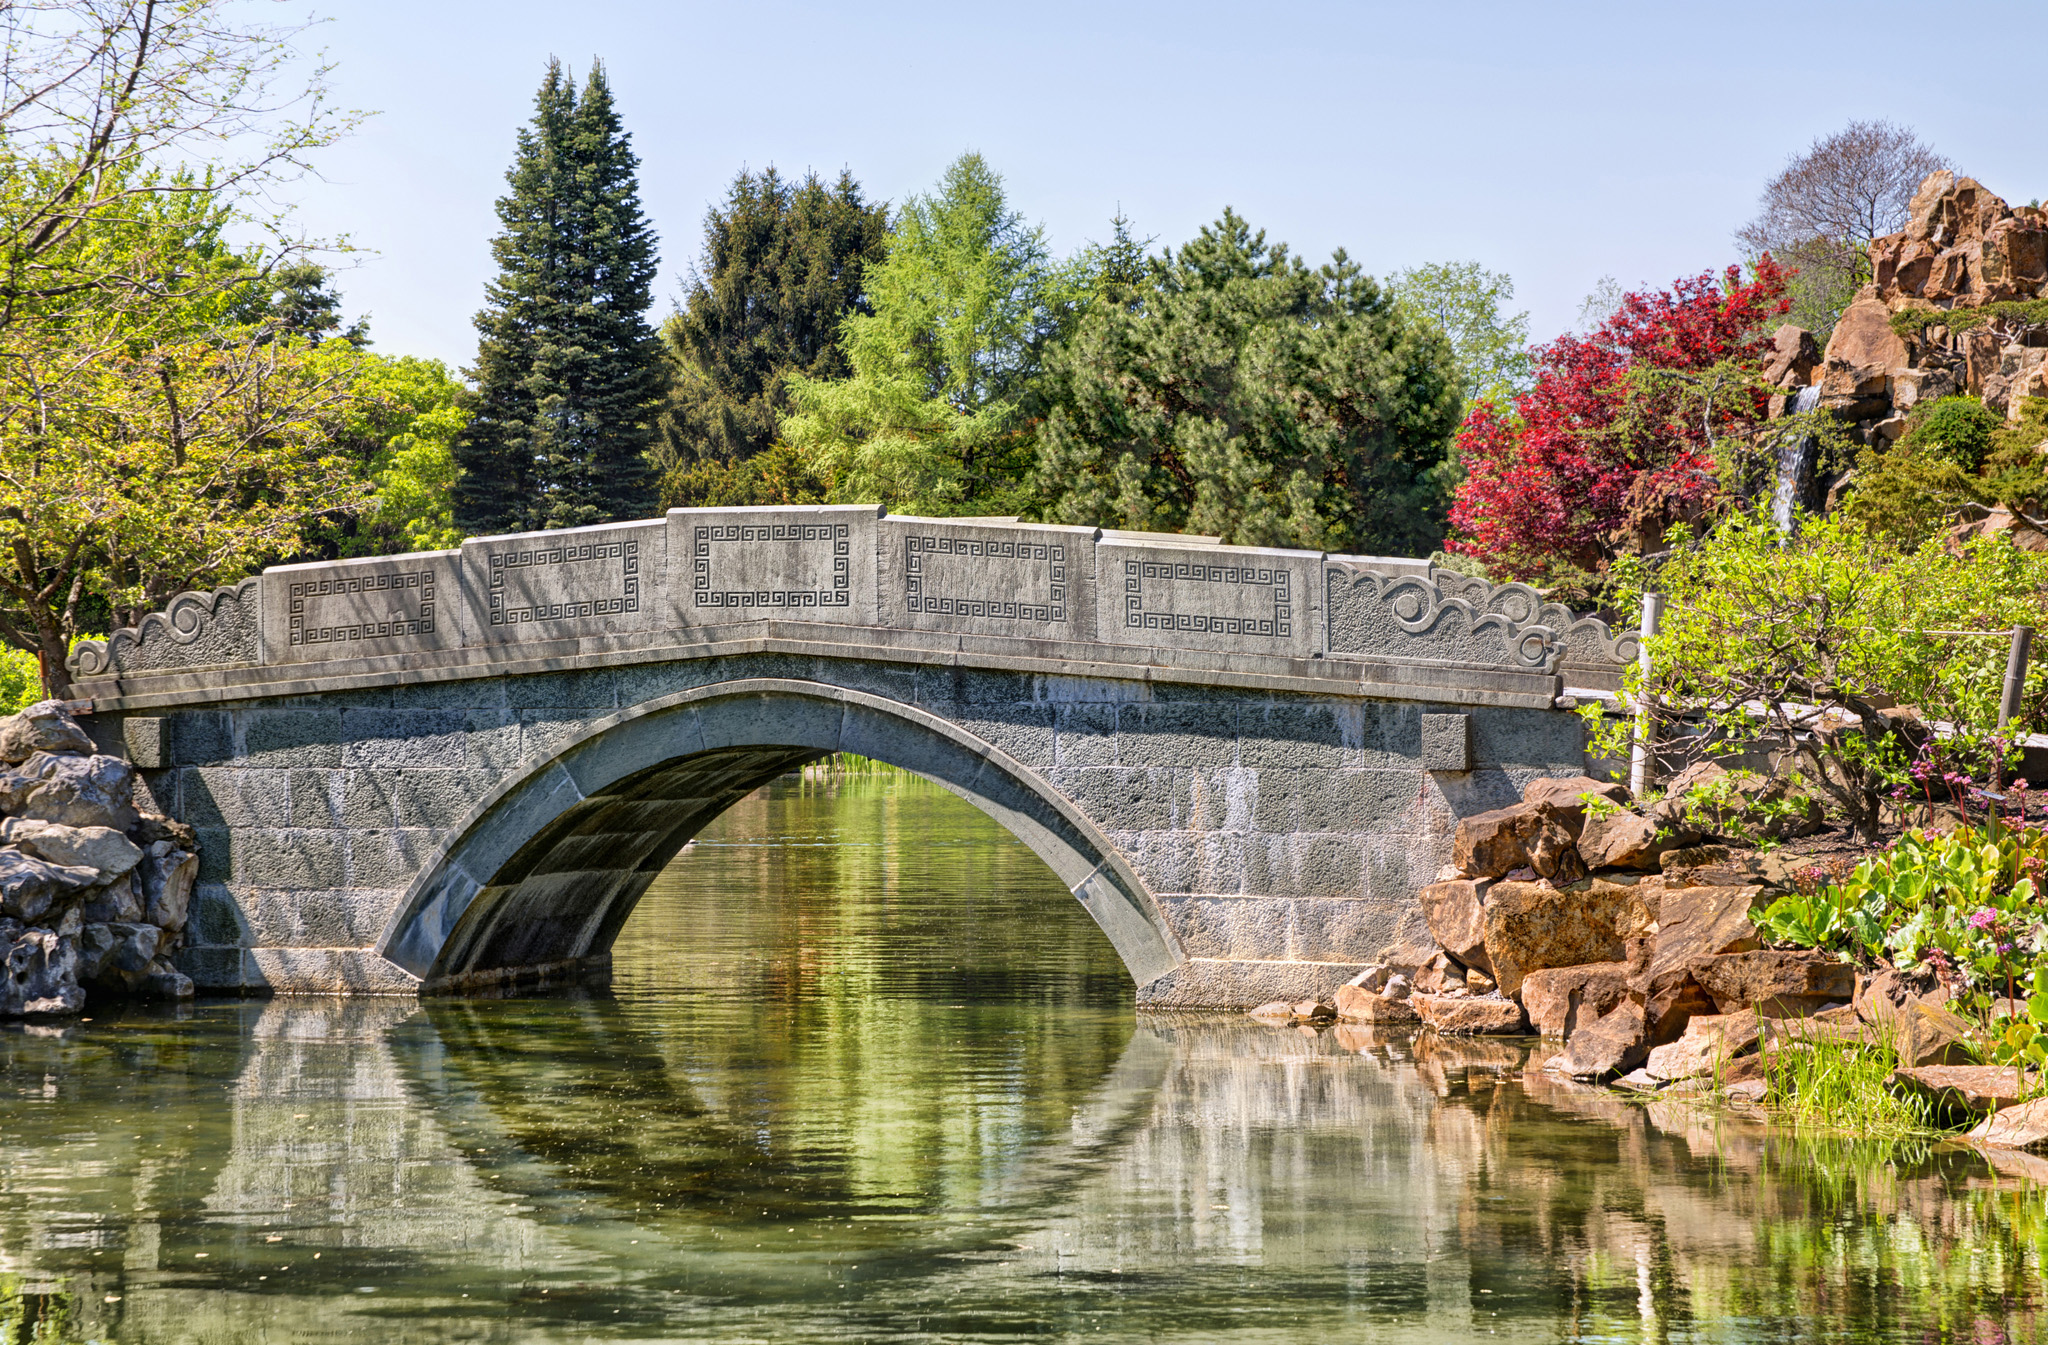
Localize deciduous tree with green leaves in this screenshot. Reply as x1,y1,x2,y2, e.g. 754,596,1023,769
1593,509,2048,837
0,1,373,695
454,59,663,535
335,356,470,556
1034,210,1462,554
1389,261,1531,408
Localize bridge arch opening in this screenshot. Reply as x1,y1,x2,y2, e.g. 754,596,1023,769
373,679,1184,995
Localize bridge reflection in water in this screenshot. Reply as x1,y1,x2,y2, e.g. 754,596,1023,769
0,774,2039,1343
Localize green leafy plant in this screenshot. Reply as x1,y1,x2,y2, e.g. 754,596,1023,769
1584,509,2048,836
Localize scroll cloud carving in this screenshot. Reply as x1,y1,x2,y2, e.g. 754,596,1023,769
68,578,259,679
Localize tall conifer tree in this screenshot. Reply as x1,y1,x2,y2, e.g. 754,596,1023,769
657,167,887,471
454,59,662,534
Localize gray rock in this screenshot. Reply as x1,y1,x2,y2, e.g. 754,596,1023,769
138,843,197,933
2,818,144,881
0,847,104,924
1344,963,1392,993
0,752,138,831
0,924,83,1015
134,957,194,1001
132,812,197,850
77,871,143,924
0,701,93,764
79,921,163,988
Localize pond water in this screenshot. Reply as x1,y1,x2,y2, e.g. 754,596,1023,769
0,770,2044,1343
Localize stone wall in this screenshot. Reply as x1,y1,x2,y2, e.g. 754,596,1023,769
143,653,1584,1007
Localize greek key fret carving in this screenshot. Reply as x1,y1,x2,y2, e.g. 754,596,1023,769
290,571,436,647
488,539,639,626
1123,559,1291,638
905,534,1067,624
694,522,851,610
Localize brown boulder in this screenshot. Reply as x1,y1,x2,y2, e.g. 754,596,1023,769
1576,811,1668,870
1762,324,1820,389
1896,1001,1976,1068
1894,1065,2038,1118
1644,1010,1763,1081
1376,939,1439,979
1968,1098,2048,1151
1413,994,1528,1036
1855,967,1949,1026
1335,983,1421,1024
1690,950,1855,1017
1248,1001,1293,1022
1418,878,1491,973
1519,961,1630,1039
1821,297,1911,377
1547,1001,1649,1080
1481,879,1654,998
1411,955,1459,996
1644,884,1761,964
1453,802,1585,881
1520,775,1629,833
1625,885,1763,1044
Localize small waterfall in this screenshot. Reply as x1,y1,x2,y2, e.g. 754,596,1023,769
1771,384,1823,531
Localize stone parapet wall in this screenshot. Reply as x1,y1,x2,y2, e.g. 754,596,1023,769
70,506,1637,701
133,652,1584,1006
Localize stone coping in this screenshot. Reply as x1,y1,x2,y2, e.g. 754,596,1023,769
73,618,1565,712
69,504,1633,707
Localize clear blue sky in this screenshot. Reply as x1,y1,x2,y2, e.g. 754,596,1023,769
292,0,2044,370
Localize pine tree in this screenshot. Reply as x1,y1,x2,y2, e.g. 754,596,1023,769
453,59,662,535
656,167,887,476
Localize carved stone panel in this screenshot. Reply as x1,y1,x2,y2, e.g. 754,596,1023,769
460,520,665,645
667,505,881,628
879,517,1098,640
1095,539,1318,659
260,553,462,666
72,578,262,680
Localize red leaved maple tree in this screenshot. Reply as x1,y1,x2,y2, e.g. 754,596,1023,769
1447,259,1791,582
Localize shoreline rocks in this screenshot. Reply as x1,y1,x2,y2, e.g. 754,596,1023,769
0,702,195,1016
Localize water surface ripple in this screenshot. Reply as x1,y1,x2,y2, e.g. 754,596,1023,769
0,773,2042,1342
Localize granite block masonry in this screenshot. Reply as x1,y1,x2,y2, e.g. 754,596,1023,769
65,504,1638,1007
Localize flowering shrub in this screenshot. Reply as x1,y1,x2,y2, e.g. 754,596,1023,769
1446,260,1790,583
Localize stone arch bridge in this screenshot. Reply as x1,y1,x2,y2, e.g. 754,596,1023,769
66,506,1634,1007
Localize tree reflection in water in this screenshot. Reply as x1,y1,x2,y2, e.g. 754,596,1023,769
0,772,2037,1342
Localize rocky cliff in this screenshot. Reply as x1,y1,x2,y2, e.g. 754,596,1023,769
1788,171,2048,451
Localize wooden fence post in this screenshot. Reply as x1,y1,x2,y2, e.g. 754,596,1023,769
1998,625,2033,790
2000,626,2032,730
1629,593,1665,798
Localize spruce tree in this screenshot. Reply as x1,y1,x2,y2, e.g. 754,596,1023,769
657,167,887,473
454,59,662,535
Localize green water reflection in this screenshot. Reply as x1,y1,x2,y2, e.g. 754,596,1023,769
0,772,2042,1342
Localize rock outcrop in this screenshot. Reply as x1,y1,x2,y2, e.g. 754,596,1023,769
0,702,195,1015
1776,170,2048,489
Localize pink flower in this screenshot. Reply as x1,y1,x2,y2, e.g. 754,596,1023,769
1968,908,1999,931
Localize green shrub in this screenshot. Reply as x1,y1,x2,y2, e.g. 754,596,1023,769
1590,509,2048,834
1758,817,2048,1087
1899,396,2002,470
